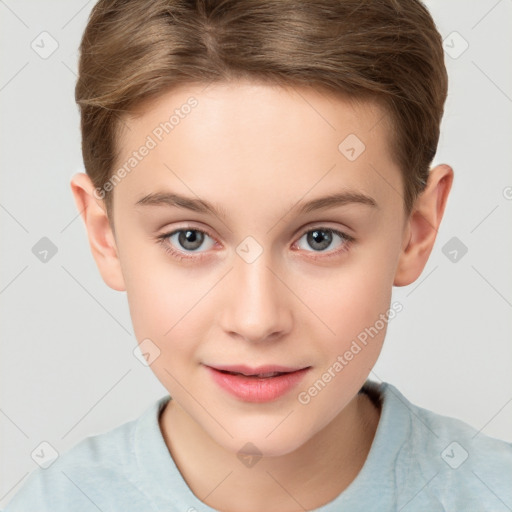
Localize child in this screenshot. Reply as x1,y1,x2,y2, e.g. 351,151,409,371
4,0,511,510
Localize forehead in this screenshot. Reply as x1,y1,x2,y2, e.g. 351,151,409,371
113,81,401,217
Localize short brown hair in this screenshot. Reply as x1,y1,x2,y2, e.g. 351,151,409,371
75,0,448,221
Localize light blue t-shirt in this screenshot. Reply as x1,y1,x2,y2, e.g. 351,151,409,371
3,380,512,511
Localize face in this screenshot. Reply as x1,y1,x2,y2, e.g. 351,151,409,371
110,81,407,456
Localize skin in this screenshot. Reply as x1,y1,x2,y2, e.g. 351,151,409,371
71,80,453,511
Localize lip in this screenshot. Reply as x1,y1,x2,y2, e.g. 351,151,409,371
204,364,311,403
208,363,305,376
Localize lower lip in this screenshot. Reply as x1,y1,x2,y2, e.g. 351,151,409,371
206,366,310,403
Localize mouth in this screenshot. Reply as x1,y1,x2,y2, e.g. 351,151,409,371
204,363,311,402
208,363,307,377
218,370,288,378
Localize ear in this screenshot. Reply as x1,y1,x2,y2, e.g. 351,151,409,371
70,172,126,291
393,164,454,286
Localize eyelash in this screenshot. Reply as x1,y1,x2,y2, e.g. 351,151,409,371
156,226,355,262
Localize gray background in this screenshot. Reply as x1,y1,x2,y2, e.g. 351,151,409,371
1,0,511,506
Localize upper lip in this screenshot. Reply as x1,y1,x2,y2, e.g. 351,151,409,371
206,364,309,376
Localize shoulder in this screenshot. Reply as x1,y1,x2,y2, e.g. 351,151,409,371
378,381,512,509
2,397,169,512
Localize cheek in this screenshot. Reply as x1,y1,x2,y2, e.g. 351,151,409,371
301,246,396,347
121,246,199,343
123,255,222,377
295,263,393,420
124,263,210,394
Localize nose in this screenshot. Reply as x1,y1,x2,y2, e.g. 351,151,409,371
218,251,293,344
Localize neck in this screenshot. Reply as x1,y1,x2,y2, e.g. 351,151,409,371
159,390,381,512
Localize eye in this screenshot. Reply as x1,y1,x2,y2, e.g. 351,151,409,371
156,225,354,262
294,227,354,257
157,227,216,259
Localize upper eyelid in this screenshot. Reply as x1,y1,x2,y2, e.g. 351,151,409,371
161,223,350,239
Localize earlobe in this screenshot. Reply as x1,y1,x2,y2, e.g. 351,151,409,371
393,164,454,287
70,172,126,292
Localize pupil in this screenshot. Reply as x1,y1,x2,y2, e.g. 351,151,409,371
179,230,204,250
308,230,331,251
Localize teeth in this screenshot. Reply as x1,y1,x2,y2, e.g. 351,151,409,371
255,371,281,378
225,370,283,378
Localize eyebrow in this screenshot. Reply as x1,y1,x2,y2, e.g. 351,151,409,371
135,190,378,219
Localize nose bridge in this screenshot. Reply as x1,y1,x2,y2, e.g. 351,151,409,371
220,242,291,342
